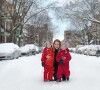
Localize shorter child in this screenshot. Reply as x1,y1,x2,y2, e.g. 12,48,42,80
56,42,71,82
41,41,54,82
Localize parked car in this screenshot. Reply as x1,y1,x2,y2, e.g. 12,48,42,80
76,45,84,50
19,46,32,56
78,45,89,55
83,49,89,55
38,47,44,53
87,45,100,56
75,45,85,54
0,43,21,60
88,49,97,56
75,49,83,54
24,44,36,55
69,48,75,53
96,50,100,57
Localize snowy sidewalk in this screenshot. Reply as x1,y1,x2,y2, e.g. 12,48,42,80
0,53,100,90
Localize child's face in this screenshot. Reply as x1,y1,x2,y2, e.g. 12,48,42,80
47,43,51,48
61,45,66,50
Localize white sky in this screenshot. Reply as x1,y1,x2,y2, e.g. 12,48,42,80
48,0,75,41
34,0,76,41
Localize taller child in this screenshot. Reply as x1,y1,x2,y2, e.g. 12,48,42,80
41,41,54,82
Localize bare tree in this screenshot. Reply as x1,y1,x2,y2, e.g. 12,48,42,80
5,0,56,43
29,10,54,45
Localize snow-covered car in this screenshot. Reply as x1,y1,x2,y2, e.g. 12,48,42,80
75,45,85,54
0,43,21,60
38,47,44,53
76,45,84,50
75,49,83,54
69,48,76,53
83,49,89,55
88,49,97,56
19,46,32,56
78,45,90,55
24,44,36,55
87,45,100,56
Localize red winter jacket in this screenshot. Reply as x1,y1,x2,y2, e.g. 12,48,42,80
41,47,54,66
56,49,71,64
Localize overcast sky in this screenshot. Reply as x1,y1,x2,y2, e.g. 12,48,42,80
43,0,75,41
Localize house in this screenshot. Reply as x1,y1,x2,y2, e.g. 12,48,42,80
0,0,12,43
23,24,53,47
64,30,82,47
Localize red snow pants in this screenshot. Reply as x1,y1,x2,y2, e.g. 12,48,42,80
57,63,70,79
44,65,54,81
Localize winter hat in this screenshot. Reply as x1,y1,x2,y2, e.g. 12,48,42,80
61,41,69,48
46,41,51,45
44,41,52,47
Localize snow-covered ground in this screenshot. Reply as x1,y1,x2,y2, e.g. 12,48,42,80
0,53,100,90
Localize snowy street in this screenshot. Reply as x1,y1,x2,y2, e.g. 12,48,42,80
0,53,100,90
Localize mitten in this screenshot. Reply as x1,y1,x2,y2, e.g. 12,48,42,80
59,60,63,65
42,62,45,67
61,56,66,60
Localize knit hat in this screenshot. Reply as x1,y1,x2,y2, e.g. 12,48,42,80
44,41,52,47
46,41,51,45
61,41,69,48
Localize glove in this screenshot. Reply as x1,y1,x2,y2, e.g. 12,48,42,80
59,60,63,65
61,56,66,60
42,62,45,67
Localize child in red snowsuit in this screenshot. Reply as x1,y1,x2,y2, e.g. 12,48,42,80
56,42,71,82
41,42,54,81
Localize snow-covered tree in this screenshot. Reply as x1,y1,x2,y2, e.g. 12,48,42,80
55,0,100,44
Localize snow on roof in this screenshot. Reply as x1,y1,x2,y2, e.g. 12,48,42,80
78,45,100,51
78,45,89,50
0,43,19,53
24,44,35,50
20,46,30,53
88,45,100,50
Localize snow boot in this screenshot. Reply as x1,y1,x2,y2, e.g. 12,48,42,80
66,77,69,81
49,79,55,81
62,74,66,81
56,79,61,82
44,80,49,82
